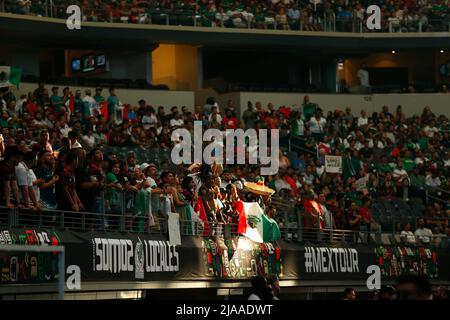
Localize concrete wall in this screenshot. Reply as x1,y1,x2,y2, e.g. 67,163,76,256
238,92,450,118
12,83,450,117
13,82,195,111
152,44,199,91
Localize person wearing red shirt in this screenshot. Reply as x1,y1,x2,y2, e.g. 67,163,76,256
358,198,372,243
222,110,238,129
303,190,325,229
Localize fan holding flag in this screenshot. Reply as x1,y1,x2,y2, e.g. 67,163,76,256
0,66,21,89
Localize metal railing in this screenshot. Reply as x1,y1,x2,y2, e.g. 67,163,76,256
1,204,448,248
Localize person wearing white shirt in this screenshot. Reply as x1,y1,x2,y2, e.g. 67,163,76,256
308,113,327,136
414,219,433,244
169,116,184,128
423,122,438,138
444,153,450,167
226,5,246,28
393,162,410,185
15,152,40,208
357,63,370,93
318,194,333,229
83,89,97,116
142,112,157,130
208,107,222,124
400,223,416,244
357,110,369,127
425,172,441,188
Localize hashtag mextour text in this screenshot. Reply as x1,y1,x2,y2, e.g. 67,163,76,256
304,247,359,273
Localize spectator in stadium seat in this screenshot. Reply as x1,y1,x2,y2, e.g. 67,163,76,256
56,152,83,212
32,129,53,154
393,161,410,200
343,288,356,300
276,7,289,30
107,87,120,119
357,109,369,127
414,218,433,244
94,87,105,104
400,222,416,245
318,193,334,229
15,151,40,210
33,82,46,106
222,109,238,130
68,130,82,149
242,101,256,130
35,149,58,210
308,110,327,141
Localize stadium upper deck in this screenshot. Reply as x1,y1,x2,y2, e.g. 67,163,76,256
3,0,450,33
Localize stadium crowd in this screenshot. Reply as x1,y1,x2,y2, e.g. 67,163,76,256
4,0,450,32
0,83,448,243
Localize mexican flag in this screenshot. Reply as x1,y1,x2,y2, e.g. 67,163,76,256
0,66,22,88
236,201,281,243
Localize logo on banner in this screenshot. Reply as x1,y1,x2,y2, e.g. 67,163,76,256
93,238,179,279
134,238,145,280
304,247,359,273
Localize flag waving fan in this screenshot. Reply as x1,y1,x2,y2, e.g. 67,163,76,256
0,66,21,88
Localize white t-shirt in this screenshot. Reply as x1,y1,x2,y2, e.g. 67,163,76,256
415,228,432,243
170,118,184,128
208,113,223,124
308,117,327,134
83,95,96,115
82,135,96,149
60,124,71,138
444,159,450,167
320,204,333,229
401,230,416,244
423,126,438,138
29,169,40,202
357,69,370,86
142,114,157,130
425,175,441,188
274,179,292,192
357,117,368,127
393,169,409,182
15,162,31,187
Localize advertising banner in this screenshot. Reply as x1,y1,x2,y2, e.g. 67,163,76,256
1,228,449,285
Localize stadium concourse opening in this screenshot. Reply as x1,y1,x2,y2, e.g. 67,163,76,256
0,2,449,302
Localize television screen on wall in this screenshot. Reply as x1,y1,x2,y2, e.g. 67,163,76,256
81,54,95,72
71,58,81,72
96,54,106,67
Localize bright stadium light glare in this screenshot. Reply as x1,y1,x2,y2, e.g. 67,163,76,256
391,50,396,54
440,50,444,53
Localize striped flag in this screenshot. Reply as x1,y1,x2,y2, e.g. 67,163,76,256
238,201,281,243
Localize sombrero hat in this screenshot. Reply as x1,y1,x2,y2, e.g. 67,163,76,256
244,178,275,196
187,163,202,173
